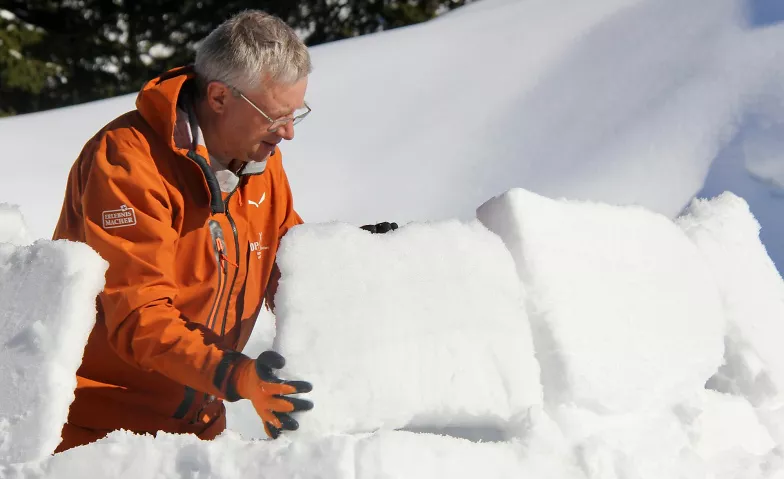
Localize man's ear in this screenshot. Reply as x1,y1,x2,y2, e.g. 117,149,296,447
206,81,230,114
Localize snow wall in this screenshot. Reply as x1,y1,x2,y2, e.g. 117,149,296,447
2,190,784,479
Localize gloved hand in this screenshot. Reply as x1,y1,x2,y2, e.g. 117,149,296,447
360,222,398,234
231,350,313,438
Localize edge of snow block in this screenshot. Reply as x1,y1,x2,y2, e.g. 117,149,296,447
0,239,108,464
677,192,784,406
0,204,32,245
477,188,726,414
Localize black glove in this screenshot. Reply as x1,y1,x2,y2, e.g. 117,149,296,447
360,222,398,234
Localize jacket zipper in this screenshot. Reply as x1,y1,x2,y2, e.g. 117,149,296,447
220,186,242,337
207,220,228,331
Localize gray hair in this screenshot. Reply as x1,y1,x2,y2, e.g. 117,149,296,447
194,10,312,92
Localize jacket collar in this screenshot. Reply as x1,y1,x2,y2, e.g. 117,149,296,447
137,65,269,177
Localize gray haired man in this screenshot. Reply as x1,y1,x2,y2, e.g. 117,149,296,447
53,10,314,452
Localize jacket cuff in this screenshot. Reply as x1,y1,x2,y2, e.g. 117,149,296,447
213,350,248,402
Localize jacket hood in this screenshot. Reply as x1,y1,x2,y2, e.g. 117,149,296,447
136,65,198,157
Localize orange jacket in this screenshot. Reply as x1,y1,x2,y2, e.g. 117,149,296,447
52,66,302,443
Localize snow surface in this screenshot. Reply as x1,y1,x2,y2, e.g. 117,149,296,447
477,188,726,414
678,193,784,409
1,428,555,479
0,237,107,463
271,221,542,437
1,0,784,276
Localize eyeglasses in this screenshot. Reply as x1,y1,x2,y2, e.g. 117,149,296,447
228,84,311,133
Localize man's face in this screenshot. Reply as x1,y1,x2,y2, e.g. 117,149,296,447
208,76,308,163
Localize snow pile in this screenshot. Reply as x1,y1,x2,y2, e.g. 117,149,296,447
0,236,108,463
677,193,784,408
0,205,32,245
477,188,726,414
2,429,538,479
271,221,542,437
676,390,777,479
556,406,705,478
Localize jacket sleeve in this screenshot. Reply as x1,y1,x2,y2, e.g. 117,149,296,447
264,151,303,311
80,133,245,399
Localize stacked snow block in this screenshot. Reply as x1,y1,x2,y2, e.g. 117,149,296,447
271,220,543,438
0,237,107,464
677,193,784,407
477,188,726,413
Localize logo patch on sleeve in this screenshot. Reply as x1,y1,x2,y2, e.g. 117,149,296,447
102,205,137,229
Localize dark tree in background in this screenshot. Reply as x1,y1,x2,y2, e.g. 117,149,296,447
0,0,469,116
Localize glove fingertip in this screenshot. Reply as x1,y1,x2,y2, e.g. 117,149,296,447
283,396,314,412
265,422,281,440
275,412,300,431
286,380,313,393
257,350,285,369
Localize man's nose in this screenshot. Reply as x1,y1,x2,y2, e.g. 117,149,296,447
273,121,295,141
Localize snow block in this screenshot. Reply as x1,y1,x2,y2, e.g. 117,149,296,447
272,220,542,437
0,240,107,464
0,204,32,245
477,188,725,414
677,193,784,407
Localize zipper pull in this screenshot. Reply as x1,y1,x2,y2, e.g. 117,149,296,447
237,188,243,206
221,252,238,269
215,238,227,272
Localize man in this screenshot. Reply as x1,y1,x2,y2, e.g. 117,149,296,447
52,10,318,452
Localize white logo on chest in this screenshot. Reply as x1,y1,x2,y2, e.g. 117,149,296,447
248,192,266,208
249,232,269,259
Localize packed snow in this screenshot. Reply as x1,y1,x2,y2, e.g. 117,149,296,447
2,0,784,477
271,221,542,437
0,207,108,463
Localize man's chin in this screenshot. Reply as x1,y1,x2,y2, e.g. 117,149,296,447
248,143,275,163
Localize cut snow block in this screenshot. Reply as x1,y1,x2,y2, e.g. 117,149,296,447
677,192,784,407
0,240,107,464
477,188,725,414
0,204,32,245
272,220,542,437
